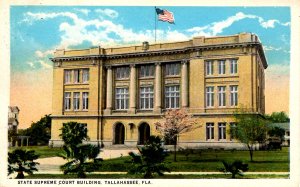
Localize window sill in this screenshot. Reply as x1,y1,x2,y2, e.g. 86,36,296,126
63,110,89,112
205,75,239,78
137,109,153,112
64,83,89,86
115,78,130,81
165,75,180,78
112,110,128,113
139,77,155,80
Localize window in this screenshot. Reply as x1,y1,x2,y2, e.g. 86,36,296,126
82,69,89,83
206,123,214,140
230,59,238,74
82,92,89,110
64,92,71,110
74,69,80,83
218,60,226,74
140,65,154,77
115,88,129,110
206,86,214,107
165,63,180,76
218,86,226,107
218,123,226,140
140,87,154,109
73,92,80,110
165,85,180,109
115,67,130,79
230,85,238,106
230,123,237,141
205,61,213,75
64,70,72,84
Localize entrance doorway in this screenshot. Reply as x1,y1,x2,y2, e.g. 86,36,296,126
114,123,125,144
138,123,150,145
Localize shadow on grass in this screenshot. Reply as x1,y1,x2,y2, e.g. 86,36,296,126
191,159,221,163
250,160,288,163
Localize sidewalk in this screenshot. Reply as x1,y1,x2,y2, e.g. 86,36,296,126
36,149,139,173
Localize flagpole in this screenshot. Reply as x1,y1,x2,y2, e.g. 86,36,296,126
154,6,157,43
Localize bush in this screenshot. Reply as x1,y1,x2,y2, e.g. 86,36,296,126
129,136,170,178
220,160,248,178
8,149,39,179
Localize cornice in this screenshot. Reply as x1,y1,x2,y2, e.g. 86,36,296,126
50,42,267,68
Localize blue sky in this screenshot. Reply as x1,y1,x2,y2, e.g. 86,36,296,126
11,6,290,73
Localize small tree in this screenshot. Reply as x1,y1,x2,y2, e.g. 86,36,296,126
8,149,39,179
231,112,268,161
59,122,101,178
155,109,201,161
128,136,170,178
220,160,248,178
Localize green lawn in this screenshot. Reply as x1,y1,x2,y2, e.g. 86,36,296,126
8,146,289,172
8,146,64,158
99,147,289,172
25,173,289,179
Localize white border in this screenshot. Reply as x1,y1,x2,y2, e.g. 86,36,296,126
1,0,299,187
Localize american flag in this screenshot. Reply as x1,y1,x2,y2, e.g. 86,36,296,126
156,8,175,24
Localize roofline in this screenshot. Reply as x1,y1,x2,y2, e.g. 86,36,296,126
50,41,268,69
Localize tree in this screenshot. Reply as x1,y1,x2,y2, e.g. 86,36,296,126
231,112,268,161
18,114,51,145
128,136,170,178
8,149,39,179
155,109,201,161
268,126,285,140
264,111,289,123
60,121,88,149
60,144,101,178
220,160,248,178
59,122,101,178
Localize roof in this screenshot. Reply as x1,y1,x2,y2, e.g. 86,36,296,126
51,32,268,69
8,106,20,112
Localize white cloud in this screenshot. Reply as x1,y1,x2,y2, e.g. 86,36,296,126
187,12,290,36
74,8,90,16
39,60,52,69
22,12,79,25
23,10,290,58
95,9,119,19
260,20,279,29
35,50,54,58
263,46,290,53
27,61,35,68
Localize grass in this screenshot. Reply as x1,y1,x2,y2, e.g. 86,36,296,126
98,147,289,172
25,173,289,179
8,146,64,159
8,146,289,172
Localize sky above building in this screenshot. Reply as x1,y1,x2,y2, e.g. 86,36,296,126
10,6,290,128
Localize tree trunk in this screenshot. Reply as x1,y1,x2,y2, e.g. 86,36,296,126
174,143,177,162
232,173,236,179
248,144,254,162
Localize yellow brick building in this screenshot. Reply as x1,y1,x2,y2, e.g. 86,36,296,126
50,33,267,149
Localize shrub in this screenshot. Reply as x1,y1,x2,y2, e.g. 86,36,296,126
128,136,170,178
8,149,39,179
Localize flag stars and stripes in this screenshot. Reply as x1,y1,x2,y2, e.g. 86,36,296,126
155,7,175,24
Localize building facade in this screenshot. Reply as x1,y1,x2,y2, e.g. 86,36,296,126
8,106,19,134
50,33,267,149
